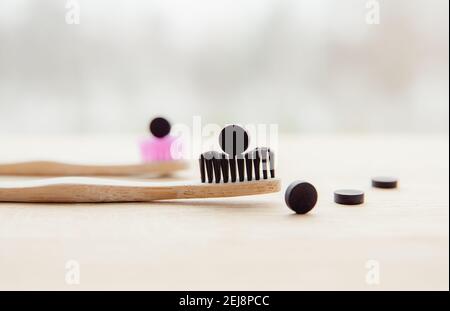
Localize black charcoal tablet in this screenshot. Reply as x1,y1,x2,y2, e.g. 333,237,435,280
334,189,364,205
218,125,249,157
150,117,171,138
285,181,318,214
372,176,398,189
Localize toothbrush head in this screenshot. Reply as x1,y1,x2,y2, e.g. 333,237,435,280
199,148,275,184
200,125,275,183
141,117,177,162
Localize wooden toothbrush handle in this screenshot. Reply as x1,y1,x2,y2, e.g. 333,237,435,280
0,177,281,203
0,161,189,176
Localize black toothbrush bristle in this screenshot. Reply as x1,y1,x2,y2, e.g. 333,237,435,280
229,158,237,182
252,148,261,181
237,156,245,182
220,154,229,183
260,148,269,179
206,161,214,183
269,150,275,178
202,151,214,183
245,153,253,181
199,154,206,183
212,152,222,184
200,148,275,184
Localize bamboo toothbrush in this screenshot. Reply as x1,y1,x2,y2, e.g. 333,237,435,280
0,147,279,203
0,117,188,177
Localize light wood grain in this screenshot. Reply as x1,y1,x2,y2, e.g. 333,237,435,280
0,160,189,177
0,135,448,291
0,177,281,203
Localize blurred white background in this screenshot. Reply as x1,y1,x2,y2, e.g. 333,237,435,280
0,0,448,134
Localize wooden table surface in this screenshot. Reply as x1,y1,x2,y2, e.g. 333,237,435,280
0,134,448,290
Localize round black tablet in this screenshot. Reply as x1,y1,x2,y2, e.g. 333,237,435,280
150,117,171,138
372,176,398,189
334,189,364,205
285,181,318,214
218,125,249,157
